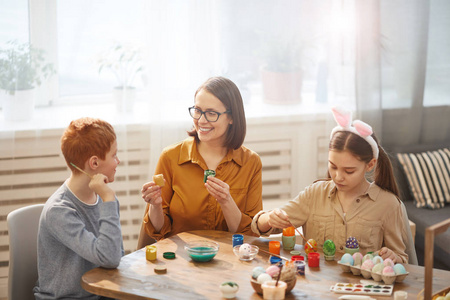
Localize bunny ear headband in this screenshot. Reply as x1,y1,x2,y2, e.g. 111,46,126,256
330,107,379,159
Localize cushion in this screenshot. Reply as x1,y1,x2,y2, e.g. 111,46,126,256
396,148,450,209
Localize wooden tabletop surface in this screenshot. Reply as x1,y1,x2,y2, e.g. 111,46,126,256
81,230,450,299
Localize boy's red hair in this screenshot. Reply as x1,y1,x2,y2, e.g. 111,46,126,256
61,117,116,174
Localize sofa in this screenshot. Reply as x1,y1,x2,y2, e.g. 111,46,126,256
388,142,450,271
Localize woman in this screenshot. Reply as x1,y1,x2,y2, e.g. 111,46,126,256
252,107,409,263
138,76,262,247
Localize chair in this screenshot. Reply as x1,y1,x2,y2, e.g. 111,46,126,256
7,204,45,300
400,201,418,265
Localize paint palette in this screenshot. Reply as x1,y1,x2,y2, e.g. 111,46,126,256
330,282,393,296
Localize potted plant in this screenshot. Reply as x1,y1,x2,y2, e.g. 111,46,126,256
96,43,145,112
258,35,305,105
0,40,55,121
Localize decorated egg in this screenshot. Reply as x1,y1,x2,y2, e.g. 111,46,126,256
393,263,407,275
362,253,374,263
304,239,318,254
383,258,394,267
252,266,266,279
345,236,359,249
352,252,363,266
372,262,384,274
239,243,251,255
382,266,395,276
372,255,384,264
265,265,280,277
339,253,354,266
257,273,272,284
323,239,336,256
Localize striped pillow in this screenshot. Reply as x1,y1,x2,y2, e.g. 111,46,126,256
396,148,450,209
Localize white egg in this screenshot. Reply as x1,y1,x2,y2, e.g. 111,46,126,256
239,243,252,255
257,273,272,284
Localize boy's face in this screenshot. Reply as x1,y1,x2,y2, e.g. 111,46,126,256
97,140,120,182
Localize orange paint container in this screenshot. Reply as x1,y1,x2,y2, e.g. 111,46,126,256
268,241,281,255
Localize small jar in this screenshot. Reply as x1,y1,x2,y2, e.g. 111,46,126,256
282,226,296,251
269,241,281,255
145,245,157,261
232,234,244,247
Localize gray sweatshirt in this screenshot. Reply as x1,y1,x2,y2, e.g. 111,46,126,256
34,181,124,300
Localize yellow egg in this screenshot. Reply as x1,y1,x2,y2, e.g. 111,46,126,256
445,292,450,300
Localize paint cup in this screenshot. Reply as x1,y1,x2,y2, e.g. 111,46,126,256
291,255,304,261
262,280,287,300
269,256,282,264
308,252,320,267
145,245,157,261
394,291,408,300
294,260,306,275
268,241,281,255
232,234,244,247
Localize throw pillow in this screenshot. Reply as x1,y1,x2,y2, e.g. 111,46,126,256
396,148,450,209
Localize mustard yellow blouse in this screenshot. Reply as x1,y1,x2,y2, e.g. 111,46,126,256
142,137,263,240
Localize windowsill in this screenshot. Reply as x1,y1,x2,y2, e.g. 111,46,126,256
0,86,335,133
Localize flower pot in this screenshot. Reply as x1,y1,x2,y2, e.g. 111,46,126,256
1,89,35,121
261,69,302,104
113,87,136,113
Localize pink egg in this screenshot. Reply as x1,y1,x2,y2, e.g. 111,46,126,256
265,265,280,277
383,258,394,267
382,266,395,276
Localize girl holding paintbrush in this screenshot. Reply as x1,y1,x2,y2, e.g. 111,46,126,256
252,107,410,264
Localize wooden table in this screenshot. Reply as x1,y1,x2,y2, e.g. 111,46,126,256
82,230,450,299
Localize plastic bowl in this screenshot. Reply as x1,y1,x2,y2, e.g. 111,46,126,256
233,244,259,261
184,240,219,262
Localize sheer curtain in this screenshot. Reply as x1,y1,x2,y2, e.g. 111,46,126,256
355,0,450,146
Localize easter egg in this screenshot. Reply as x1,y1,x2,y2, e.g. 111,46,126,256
323,239,336,256
339,253,354,266
239,243,251,255
304,239,317,254
265,265,280,277
393,263,407,275
352,252,363,266
257,273,272,284
252,266,266,279
372,255,384,265
345,237,359,249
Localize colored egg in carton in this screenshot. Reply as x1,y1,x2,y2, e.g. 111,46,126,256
338,253,409,284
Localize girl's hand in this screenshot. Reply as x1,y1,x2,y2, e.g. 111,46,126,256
378,247,400,263
141,181,163,205
205,176,232,204
267,208,292,229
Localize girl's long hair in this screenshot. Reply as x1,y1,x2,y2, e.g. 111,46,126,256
329,131,399,197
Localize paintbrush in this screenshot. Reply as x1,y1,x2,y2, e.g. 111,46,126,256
70,162,93,179
258,248,290,261
288,221,314,251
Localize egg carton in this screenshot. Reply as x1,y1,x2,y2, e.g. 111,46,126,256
338,262,409,284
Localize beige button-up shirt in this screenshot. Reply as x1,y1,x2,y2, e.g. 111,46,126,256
252,180,408,263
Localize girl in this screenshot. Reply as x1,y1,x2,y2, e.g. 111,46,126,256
252,107,408,263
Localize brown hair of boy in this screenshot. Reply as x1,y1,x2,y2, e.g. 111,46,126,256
61,117,116,174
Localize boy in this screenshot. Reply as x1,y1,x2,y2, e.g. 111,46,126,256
34,117,124,300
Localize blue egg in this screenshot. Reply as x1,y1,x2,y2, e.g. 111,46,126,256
339,253,354,266
393,263,407,275
372,255,384,264
252,266,266,279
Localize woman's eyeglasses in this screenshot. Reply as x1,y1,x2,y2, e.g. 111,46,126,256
188,106,231,122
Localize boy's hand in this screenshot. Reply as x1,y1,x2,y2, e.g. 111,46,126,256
89,174,115,202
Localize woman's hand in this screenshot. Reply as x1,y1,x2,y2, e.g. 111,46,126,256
141,181,163,205
267,208,292,229
378,247,401,263
205,176,232,204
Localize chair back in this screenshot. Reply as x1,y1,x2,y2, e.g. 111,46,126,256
7,204,45,300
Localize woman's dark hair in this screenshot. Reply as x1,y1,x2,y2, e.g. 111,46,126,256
328,131,399,197
187,76,246,149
